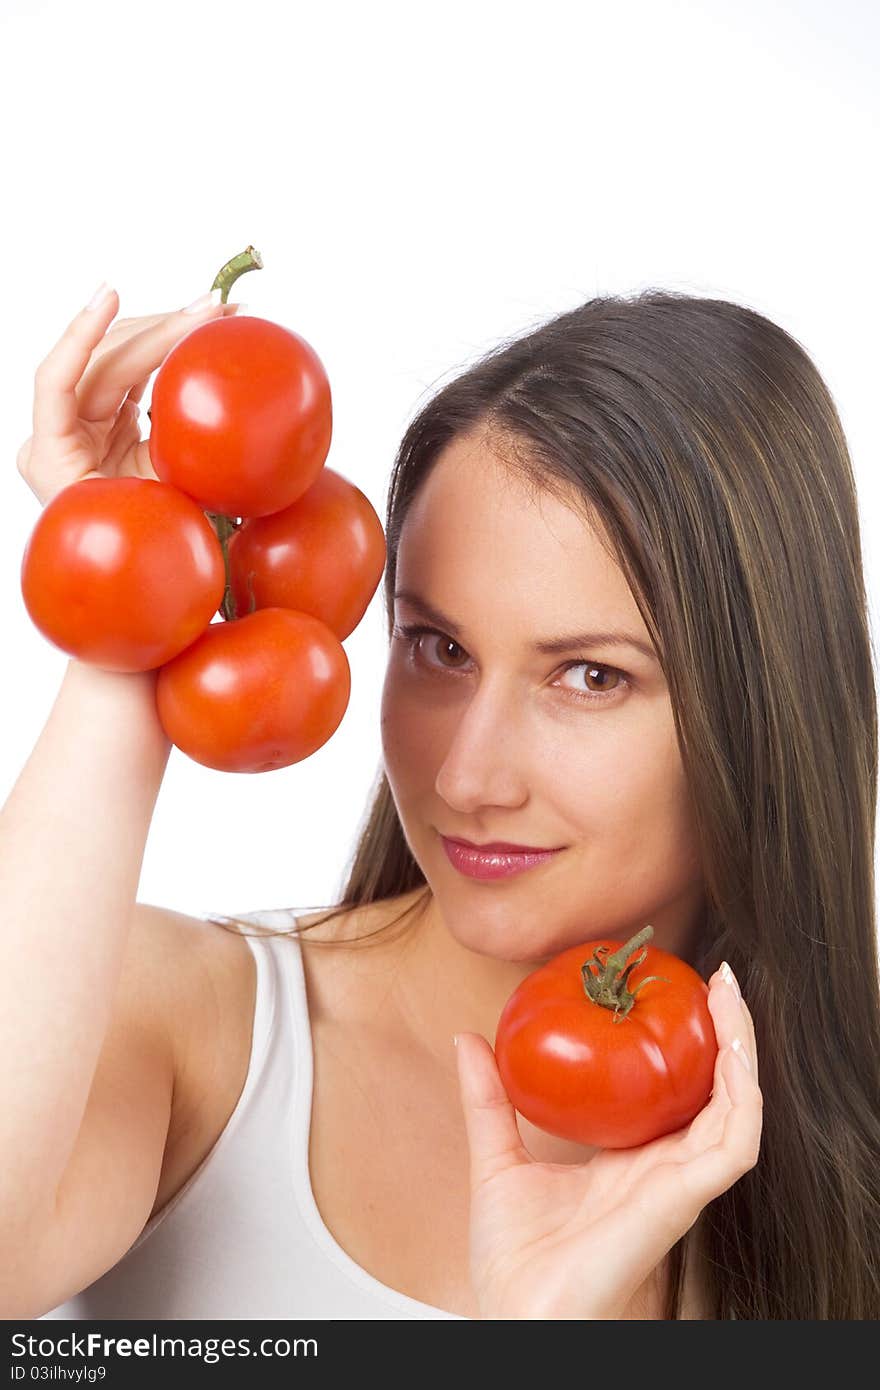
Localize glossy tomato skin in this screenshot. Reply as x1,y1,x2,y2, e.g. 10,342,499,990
148,316,333,519
227,467,386,639
494,938,717,1150
155,607,350,773
20,477,226,672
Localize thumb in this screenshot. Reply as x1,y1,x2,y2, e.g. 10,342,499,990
454,1032,530,1187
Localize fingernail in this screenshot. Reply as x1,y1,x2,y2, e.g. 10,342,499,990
720,960,741,999
85,281,114,312
183,288,223,314
731,1037,751,1072
452,1033,460,1048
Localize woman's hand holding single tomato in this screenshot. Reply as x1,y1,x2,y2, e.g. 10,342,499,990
454,962,762,1319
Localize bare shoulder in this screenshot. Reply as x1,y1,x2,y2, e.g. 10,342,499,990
128,901,256,1038
130,900,259,1088
129,903,258,1217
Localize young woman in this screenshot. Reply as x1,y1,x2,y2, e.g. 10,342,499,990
6,284,878,1321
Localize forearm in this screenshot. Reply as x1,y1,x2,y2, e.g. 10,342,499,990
0,658,171,1229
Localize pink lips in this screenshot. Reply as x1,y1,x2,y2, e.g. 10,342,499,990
440,834,564,881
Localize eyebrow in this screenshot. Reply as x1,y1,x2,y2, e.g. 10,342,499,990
393,589,659,663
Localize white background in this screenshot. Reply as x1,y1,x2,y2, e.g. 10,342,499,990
1,0,877,920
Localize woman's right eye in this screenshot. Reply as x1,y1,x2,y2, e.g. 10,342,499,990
391,622,470,670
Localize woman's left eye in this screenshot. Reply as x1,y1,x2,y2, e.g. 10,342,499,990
390,623,629,705
555,659,629,704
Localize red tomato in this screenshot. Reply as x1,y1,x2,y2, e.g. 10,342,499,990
226,467,386,638
148,316,332,519
155,607,350,773
20,477,226,672
494,928,716,1150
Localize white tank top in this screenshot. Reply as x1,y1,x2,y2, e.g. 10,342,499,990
40,908,468,1321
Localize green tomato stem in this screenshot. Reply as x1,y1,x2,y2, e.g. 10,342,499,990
581,923,670,1024
211,245,264,303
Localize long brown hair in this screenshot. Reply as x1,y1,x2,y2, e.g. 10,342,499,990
211,289,880,1319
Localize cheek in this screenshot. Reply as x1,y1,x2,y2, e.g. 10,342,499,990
513,711,675,828
580,728,701,893
545,712,699,860
380,669,440,786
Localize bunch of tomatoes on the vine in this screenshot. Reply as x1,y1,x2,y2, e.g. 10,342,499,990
20,247,386,774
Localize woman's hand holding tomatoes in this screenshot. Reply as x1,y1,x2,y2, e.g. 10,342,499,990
18,287,244,672
16,285,238,509
454,956,762,1319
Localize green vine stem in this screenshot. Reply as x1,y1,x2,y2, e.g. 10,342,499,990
581,924,670,1024
210,245,264,303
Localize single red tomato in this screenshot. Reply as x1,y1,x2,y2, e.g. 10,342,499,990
148,315,332,519
226,467,386,638
494,926,717,1150
20,477,226,672
155,607,350,773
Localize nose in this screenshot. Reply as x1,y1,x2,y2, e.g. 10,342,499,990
434,675,529,813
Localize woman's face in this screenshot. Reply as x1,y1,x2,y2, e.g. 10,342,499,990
381,428,706,966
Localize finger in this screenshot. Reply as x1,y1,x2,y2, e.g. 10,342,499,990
109,395,141,441
77,297,227,421
102,401,143,474
673,1035,732,1158
114,305,240,407
32,287,121,443
129,435,161,482
88,301,241,385
678,1043,763,1205
103,312,173,338
99,299,239,348
92,397,137,466
706,970,753,1067
455,1033,530,1189
16,436,33,476
736,993,758,1081
105,435,161,484
86,315,175,372
658,977,748,1165
125,376,151,406
81,296,243,416
709,965,759,1083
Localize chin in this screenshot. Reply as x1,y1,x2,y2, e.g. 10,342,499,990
433,896,556,964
